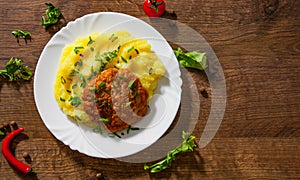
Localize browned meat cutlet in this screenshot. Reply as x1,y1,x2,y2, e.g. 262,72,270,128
82,68,149,133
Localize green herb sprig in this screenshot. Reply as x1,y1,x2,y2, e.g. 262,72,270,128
0,58,33,81
109,33,118,42
87,36,95,46
93,124,102,134
68,96,82,107
100,118,110,123
11,30,31,43
144,131,197,173
42,3,61,27
74,46,84,54
174,48,207,70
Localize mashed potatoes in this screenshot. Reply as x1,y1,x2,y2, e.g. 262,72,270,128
54,30,165,128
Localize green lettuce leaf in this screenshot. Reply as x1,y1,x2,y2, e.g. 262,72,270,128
174,48,207,70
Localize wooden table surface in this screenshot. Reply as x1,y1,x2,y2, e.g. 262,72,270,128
1,0,299,179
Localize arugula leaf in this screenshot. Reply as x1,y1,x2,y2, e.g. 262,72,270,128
174,48,207,70
144,131,197,173
0,58,33,81
42,3,61,27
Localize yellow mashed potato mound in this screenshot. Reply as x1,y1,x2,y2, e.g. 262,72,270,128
54,30,166,124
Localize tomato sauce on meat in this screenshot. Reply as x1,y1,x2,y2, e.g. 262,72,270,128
82,68,149,133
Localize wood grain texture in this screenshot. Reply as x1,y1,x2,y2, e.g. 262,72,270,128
0,0,299,179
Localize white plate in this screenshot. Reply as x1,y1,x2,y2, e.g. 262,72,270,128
34,12,182,158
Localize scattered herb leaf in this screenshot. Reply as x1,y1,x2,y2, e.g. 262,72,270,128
144,131,197,173
128,79,135,88
72,84,78,89
79,74,86,88
107,103,111,109
89,82,106,93
109,132,122,138
130,127,140,131
109,33,118,42
174,48,207,70
75,60,83,67
121,56,127,63
0,58,33,81
69,69,79,77
61,76,66,84
118,75,127,80
42,3,61,27
89,87,96,92
74,46,84,54
127,46,134,53
149,67,153,75
127,125,140,134
100,118,110,123
98,82,106,89
87,36,95,46
88,66,97,80
93,124,102,134
69,96,82,107
101,101,107,106
95,50,118,70
125,102,132,107
11,30,31,43
75,115,81,121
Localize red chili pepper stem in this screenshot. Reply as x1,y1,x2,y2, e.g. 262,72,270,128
1,127,35,174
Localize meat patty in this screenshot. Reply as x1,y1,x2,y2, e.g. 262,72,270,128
82,68,149,133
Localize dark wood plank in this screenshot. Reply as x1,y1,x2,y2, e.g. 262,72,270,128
0,0,299,179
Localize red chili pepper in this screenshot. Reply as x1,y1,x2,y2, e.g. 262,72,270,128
1,128,34,174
